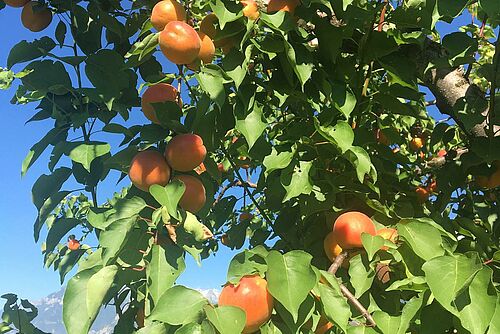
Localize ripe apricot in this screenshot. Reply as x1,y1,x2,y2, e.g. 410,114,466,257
331,212,376,249
267,0,300,13
165,133,207,172
67,238,80,251
187,32,215,70
437,149,447,157
409,137,424,151
200,13,218,39
218,275,274,334
239,212,254,222
242,0,260,20
315,317,333,334
427,180,438,193
159,21,201,64
151,0,186,31
173,175,206,213
415,186,429,203
4,0,29,7
21,1,52,32
129,150,171,192
323,232,342,262
375,129,390,145
141,83,179,124
377,228,398,251
488,169,500,189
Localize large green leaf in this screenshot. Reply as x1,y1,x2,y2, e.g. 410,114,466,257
205,305,246,334
422,253,482,315
99,216,138,265
280,161,314,202
235,102,267,150
68,142,111,172
265,251,317,321
150,180,186,221
149,286,209,325
318,273,351,332
397,220,445,261
147,244,186,306
7,37,56,68
63,266,118,334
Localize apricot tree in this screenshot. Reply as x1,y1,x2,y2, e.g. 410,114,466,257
0,0,499,333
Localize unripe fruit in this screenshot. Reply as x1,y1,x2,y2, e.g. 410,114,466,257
173,175,206,213
323,232,342,262
151,0,186,31
415,186,429,203
376,228,398,251
219,275,274,334
129,151,171,192
331,212,376,249
21,1,52,32
165,134,207,172
241,0,260,20
4,0,29,7
267,0,300,13
141,83,179,124
409,137,424,151
159,21,201,65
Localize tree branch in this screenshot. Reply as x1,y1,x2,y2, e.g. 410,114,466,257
326,252,376,327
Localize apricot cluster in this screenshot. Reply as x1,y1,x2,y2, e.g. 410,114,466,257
4,0,52,32
128,133,207,213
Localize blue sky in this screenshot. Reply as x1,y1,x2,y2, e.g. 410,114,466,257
0,5,480,301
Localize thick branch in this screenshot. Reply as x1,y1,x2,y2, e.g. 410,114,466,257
410,39,499,138
327,252,349,276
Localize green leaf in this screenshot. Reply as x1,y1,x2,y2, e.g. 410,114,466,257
21,60,72,94
55,21,67,47
348,254,375,298
149,286,209,325
422,253,482,315
227,248,268,283
150,180,186,221
280,161,314,202
456,267,497,334
126,33,159,67
135,323,169,334
317,274,351,332
182,212,210,242
197,67,226,108
210,0,242,29
386,276,427,292
235,102,267,150
0,68,14,90
263,146,295,177
63,266,118,334
7,37,56,68
68,142,111,172
487,295,500,334
32,167,72,210
147,244,186,306
344,147,377,183
45,218,81,254
372,311,401,334
34,191,70,242
397,295,424,334
331,82,357,118
99,217,138,265
397,220,445,261
265,250,317,321
361,234,385,261
284,41,314,87
314,119,354,153
205,305,246,334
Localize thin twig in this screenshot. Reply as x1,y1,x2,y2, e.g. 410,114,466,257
327,252,349,276
339,284,377,327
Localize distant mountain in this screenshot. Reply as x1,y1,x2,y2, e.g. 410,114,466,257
32,287,220,334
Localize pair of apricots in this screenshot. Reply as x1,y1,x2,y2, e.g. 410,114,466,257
323,211,398,263
219,211,396,334
152,0,300,67
4,0,52,32
128,133,207,213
